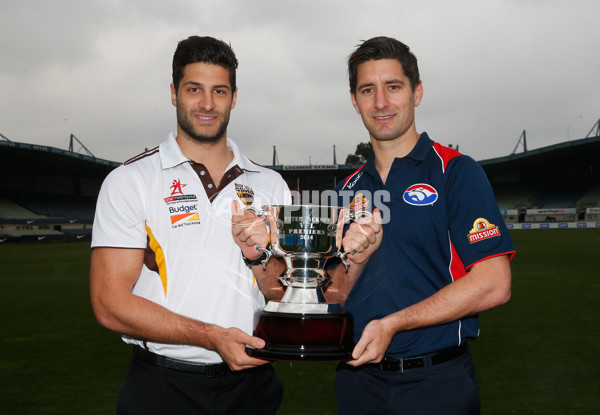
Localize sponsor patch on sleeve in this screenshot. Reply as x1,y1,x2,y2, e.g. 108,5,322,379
468,218,500,244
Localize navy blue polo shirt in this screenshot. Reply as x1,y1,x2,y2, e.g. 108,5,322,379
333,132,515,358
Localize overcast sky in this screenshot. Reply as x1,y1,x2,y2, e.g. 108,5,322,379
1,0,598,166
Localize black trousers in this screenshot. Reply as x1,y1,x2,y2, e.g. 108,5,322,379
335,346,480,415
116,350,283,415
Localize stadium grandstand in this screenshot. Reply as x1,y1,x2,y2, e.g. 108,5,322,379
1,128,599,242
479,132,600,227
0,136,119,242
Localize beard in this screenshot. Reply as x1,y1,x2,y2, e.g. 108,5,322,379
176,106,230,144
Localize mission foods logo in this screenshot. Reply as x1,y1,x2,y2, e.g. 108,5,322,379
468,218,500,244
349,193,369,215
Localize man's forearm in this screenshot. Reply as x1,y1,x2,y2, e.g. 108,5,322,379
91,283,224,348
322,261,365,307
382,255,512,334
89,248,217,348
250,257,287,300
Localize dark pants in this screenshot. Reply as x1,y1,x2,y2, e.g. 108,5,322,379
335,346,480,415
116,350,283,415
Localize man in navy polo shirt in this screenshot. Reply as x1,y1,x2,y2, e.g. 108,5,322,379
326,37,516,414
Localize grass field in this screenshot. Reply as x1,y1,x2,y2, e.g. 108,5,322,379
1,229,599,414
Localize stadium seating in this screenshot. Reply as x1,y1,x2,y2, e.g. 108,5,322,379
15,194,96,221
0,197,48,220
0,195,95,242
495,184,600,223
577,186,600,208
531,187,586,209
494,186,540,210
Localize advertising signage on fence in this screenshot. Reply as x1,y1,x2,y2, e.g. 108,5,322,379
587,207,600,213
507,222,600,229
526,208,577,215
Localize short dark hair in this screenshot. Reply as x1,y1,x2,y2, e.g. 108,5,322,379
172,36,238,92
347,36,420,94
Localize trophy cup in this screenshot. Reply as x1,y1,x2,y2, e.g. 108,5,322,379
245,204,356,361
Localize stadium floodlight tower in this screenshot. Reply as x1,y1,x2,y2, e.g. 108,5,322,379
272,145,279,167
511,130,528,154
585,118,600,138
68,134,95,157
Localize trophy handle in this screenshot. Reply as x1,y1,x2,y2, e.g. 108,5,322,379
243,206,275,269
335,209,358,271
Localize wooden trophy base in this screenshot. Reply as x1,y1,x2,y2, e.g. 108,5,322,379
246,310,354,361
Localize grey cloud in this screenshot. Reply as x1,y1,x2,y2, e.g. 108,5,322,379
1,0,598,165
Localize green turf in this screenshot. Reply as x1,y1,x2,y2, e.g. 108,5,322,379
472,229,600,415
0,230,598,414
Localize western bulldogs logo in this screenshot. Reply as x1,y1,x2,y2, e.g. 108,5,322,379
403,184,438,206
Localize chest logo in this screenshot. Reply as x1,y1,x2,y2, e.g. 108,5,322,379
235,183,255,206
170,179,187,196
468,218,500,244
349,193,369,215
403,184,438,206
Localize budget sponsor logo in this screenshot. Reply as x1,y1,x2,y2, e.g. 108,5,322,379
170,212,200,225
169,204,200,227
169,204,198,214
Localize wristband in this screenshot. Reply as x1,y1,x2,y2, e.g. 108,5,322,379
242,251,268,268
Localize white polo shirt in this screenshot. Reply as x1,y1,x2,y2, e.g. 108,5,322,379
92,133,291,363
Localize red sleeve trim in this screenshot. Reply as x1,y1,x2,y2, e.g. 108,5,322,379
465,251,516,271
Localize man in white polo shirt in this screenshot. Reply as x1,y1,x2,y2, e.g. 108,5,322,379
90,36,290,415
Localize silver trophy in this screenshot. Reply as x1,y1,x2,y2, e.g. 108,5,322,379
245,205,355,361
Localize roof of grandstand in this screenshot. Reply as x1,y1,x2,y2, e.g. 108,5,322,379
480,134,600,165
0,140,120,177
479,135,600,187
